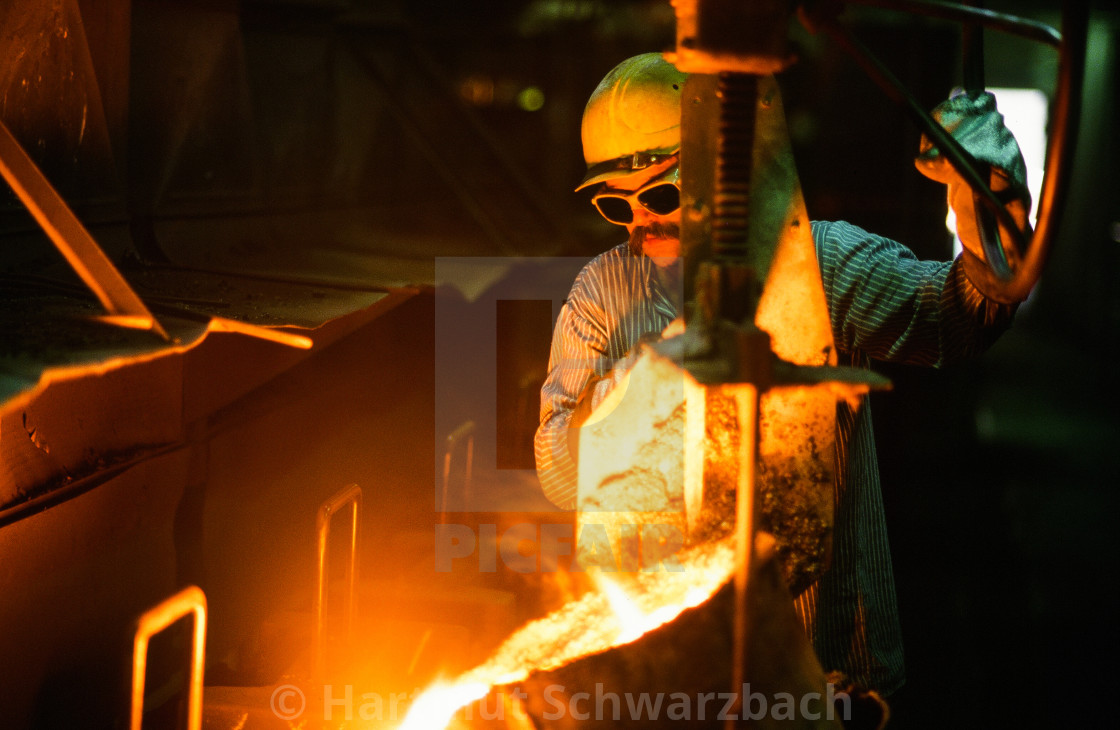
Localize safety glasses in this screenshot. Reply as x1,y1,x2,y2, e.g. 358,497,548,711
591,181,681,225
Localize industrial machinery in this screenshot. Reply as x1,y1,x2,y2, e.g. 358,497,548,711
0,1,1103,729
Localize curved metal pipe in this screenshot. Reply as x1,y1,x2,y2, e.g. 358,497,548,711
989,0,1087,302
818,0,1088,299
845,0,1062,47
820,20,1028,259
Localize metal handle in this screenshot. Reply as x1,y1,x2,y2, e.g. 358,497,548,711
314,483,362,679
129,585,207,730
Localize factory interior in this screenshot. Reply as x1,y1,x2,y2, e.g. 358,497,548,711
1,1,1117,728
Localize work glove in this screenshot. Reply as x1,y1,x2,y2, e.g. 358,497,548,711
915,90,1032,298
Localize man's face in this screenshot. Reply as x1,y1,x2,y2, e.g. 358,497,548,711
595,158,681,267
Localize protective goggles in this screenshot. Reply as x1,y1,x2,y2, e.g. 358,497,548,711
591,180,681,225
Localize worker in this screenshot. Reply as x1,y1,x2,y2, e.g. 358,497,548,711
534,53,1031,697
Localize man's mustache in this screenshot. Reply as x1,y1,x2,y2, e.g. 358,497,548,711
630,222,680,253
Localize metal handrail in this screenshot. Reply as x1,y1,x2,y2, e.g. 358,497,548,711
129,585,208,730
313,483,362,679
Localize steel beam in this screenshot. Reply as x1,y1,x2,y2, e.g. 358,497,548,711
0,120,169,340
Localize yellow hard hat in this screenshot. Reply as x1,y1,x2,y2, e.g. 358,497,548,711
576,53,690,191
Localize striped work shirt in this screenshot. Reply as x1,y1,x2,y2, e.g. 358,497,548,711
534,220,1015,694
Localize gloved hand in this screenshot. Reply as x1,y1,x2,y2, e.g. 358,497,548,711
661,316,686,339
915,90,1032,292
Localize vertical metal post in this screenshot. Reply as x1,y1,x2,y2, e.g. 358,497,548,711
727,384,759,730
314,483,362,679
129,585,208,730
440,421,476,523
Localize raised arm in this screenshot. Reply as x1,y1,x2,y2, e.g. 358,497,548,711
813,219,1017,367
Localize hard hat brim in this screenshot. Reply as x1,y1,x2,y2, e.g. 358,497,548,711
574,147,680,192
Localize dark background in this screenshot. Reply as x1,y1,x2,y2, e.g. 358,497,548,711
1,1,1117,728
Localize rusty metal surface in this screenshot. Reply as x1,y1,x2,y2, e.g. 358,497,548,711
748,75,835,368
669,0,796,75
746,77,842,594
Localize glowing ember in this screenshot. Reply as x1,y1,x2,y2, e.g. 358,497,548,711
397,540,735,729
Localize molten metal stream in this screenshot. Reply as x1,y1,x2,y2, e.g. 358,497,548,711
397,540,736,729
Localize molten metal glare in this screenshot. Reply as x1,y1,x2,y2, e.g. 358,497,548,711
397,540,735,729
593,573,647,643
396,680,490,730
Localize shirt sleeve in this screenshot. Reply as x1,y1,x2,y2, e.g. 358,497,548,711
533,268,614,510
812,219,1017,367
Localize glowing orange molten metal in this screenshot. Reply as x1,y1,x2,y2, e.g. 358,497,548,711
397,540,735,729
